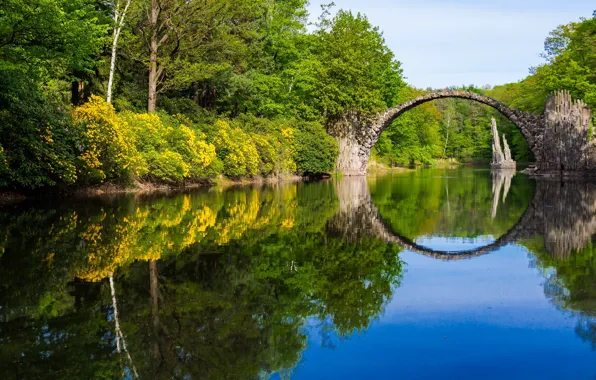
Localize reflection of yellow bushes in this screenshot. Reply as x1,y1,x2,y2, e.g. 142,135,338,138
69,186,300,282
73,199,218,281
217,191,261,244
77,209,146,282
281,218,295,229
182,205,217,248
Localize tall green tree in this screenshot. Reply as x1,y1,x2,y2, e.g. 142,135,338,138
0,0,109,101
314,9,404,120
126,0,264,112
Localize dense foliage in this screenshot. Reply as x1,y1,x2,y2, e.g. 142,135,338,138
2,1,392,190
1,1,594,189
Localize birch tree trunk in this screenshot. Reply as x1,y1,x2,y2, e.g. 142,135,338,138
147,0,160,113
106,0,132,104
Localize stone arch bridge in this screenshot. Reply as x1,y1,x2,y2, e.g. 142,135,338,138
326,177,596,261
328,90,595,176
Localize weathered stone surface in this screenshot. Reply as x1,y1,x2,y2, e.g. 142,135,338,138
503,137,513,162
329,89,595,177
491,117,516,169
327,111,371,176
536,90,595,176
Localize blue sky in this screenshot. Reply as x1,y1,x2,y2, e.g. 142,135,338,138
307,0,595,89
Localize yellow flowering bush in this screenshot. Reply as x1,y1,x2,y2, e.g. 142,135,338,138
68,98,330,186
212,120,259,177
167,124,217,178
278,127,298,174
73,96,144,183
251,133,276,176
120,111,216,182
120,112,168,152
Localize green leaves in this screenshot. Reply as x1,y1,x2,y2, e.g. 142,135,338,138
294,121,338,174
0,0,109,81
314,10,404,119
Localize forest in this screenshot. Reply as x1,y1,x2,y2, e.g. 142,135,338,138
0,1,594,190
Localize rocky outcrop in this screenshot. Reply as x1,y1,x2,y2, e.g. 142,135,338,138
533,90,595,177
491,117,516,169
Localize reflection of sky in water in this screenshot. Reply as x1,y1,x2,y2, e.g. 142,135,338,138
414,235,497,251
279,245,596,380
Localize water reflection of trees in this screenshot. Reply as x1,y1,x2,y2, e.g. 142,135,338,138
0,182,402,379
2,172,596,377
370,170,596,350
370,167,534,240
526,181,596,350
534,237,596,349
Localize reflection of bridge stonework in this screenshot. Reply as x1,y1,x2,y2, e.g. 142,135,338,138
531,180,596,259
328,177,596,261
329,90,595,177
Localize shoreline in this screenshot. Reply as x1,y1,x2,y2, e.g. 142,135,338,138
4,164,594,206
0,174,307,207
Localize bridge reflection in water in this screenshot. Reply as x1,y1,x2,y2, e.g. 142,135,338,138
329,175,596,261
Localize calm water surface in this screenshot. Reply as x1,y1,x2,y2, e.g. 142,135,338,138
0,168,595,379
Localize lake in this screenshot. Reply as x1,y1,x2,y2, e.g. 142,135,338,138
0,168,595,379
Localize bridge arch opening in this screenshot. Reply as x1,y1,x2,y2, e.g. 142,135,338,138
332,90,542,176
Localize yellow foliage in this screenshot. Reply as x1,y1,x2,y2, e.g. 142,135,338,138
120,111,216,181
73,96,145,182
169,124,216,177
74,98,216,184
67,186,302,282
213,120,259,177
281,217,295,229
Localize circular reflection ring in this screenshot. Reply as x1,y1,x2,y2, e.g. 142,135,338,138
370,195,537,261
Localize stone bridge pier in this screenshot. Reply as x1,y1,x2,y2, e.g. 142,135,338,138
328,90,595,177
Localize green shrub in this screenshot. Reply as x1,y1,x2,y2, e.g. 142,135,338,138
229,115,298,176
0,71,81,189
294,122,338,174
158,97,215,124
0,145,8,187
